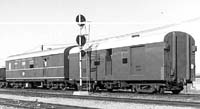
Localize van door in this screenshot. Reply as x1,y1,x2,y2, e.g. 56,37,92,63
130,46,145,76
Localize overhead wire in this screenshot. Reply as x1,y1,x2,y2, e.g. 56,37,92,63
21,16,200,53
89,16,200,43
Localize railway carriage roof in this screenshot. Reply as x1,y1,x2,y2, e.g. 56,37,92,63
6,47,67,61
69,32,167,54
7,31,192,61
70,31,194,54
7,32,166,61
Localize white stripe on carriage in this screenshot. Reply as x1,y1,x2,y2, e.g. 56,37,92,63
6,66,64,72
6,77,65,79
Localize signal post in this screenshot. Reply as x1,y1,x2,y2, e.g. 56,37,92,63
73,14,89,95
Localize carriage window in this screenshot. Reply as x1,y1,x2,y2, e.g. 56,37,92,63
122,58,128,64
94,61,100,66
30,64,34,68
14,62,18,69
121,51,128,64
29,60,34,68
22,61,26,69
22,61,26,66
9,62,11,70
106,49,112,61
43,58,47,67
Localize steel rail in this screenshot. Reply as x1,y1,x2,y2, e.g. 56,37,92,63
0,88,200,108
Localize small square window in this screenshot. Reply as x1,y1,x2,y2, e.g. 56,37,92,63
122,58,128,64
94,61,100,66
30,64,34,68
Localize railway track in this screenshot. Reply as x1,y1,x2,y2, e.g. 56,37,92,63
0,88,200,108
0,97,96,109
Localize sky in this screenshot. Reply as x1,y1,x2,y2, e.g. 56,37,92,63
0,0,200,74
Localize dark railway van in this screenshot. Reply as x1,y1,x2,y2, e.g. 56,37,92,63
0,67,6,87
5,31,197,94
5,47,76,89
69,31,197,94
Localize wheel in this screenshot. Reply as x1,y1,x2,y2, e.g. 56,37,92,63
92,85,100,92
92,83,100,92
158,87,164,94
131,86,137,93
59,84,66,90
0,82,4,88
60,83,67,90
47,83,53,90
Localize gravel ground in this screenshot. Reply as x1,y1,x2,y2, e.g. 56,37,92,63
0,106,19,109
0,94,197,109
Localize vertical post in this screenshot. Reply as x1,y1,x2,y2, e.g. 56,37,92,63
86,51,91,91
75,14,87,92
86,22,91,91
79,27,82,91
41,45,44,51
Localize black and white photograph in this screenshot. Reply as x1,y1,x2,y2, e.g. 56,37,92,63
0,0,199,108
